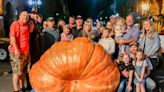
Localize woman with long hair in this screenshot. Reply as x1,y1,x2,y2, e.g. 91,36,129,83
138,19,161,92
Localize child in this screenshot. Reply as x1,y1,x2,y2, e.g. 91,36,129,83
114,25,126,55
61,25,73,41
133,51,147,92
98,28,115,55
117,53,134,92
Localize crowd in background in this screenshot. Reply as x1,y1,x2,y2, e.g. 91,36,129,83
8,10,162,92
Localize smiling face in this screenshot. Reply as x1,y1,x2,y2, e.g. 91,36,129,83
76,18,83,26
110,16,116,24
106,21,112,29
47,21,55,28
130,45,137,54
102,29,110,38
63,26,70,35
126,15,134,27
136,51,143,61
144,20,151,32
69,17,75,24
19,11,29,24
83,22,92,32
96,22,102,30
122,54,130,64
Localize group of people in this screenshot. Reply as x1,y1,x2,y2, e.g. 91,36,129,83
8,10,161,92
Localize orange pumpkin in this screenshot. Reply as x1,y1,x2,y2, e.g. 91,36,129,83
30,37,120,92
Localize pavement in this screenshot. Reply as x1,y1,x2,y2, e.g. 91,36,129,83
0,61,31,92
0,55,164,92
0,61,12,92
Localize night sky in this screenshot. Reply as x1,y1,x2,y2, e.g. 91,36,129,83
67,0,114,19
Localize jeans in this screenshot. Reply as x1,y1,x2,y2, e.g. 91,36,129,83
146,77,156,91
30,89,35,92
117,79,130,92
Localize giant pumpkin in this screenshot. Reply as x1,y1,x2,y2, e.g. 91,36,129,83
30,37,120,92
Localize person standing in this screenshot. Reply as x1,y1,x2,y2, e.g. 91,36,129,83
116,15,140,54
139,19,161,92
71,15,83,39
26,10,43,90
98,28,115,56
9,11,34,92
67,15,76,30
41,17,60,53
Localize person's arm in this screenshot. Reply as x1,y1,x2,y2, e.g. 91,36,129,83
144,70,151,78
117,27,140,45
121,69,129,78
146,32,160,57
10,22,20,57
140,61,147,80
127,70,133,91
10,36,20,57
144,58,153,78
108,39,115,55
134,70,140,81
115,39,134,45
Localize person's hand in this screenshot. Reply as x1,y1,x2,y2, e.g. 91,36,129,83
138,78,142,82
118,39,124,45
122,70,129,78
139,78,144,83
15,49,20,58
127,85,132,91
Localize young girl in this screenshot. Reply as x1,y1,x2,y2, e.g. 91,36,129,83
117,53,134,92
133,51,147,92
61,25,73,41
98,28,115,55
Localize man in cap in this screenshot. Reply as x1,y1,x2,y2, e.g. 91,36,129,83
71,15,83,39
109,15,116,25
41,17,60,53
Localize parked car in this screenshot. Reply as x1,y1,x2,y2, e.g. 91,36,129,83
0,37,9,61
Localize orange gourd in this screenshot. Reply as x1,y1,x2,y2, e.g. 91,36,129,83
30,37,120,92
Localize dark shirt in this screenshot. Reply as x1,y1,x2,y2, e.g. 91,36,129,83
71,27,83,39
41,27,60,53
118,61,134,79
118,61,134,71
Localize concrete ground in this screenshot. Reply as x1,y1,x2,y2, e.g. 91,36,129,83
0,61,12,92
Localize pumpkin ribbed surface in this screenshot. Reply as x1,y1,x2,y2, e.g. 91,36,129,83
30,37,120,92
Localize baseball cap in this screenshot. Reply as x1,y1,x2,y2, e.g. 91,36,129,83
76,15,83,19
47,17,54,21
110,15,116,19
31,7,38,14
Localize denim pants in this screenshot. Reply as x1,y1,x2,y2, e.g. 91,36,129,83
117,79,130,92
